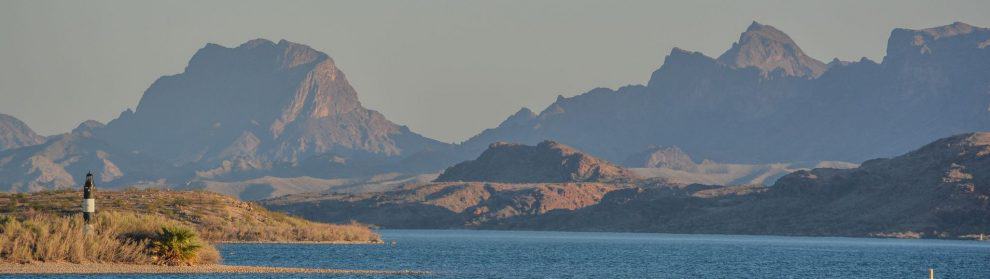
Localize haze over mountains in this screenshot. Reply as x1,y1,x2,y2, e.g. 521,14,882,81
2,21,989,200
462,21,990,164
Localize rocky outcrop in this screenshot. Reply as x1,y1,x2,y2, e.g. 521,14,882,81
623,146,696,170
0,113,45,151
435,141,636,183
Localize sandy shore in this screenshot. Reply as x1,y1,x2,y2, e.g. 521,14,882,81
0,263,426,275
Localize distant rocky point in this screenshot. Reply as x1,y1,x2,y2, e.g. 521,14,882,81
435,140,636,183
623,145,696,170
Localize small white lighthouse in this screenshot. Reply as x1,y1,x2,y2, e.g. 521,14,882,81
82,172,96,232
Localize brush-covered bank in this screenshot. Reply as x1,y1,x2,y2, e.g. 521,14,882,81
0,189,380,266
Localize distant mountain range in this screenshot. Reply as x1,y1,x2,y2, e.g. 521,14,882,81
2,22,989,199
264,132,990,239
461,21,990,164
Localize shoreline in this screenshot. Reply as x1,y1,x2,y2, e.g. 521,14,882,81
0,263,425,275
214,240,383,245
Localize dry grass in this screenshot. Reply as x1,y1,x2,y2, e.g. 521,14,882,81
0,189,379,243
0,211,219,265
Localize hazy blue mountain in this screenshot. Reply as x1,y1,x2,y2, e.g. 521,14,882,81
0,113,44,151
0,39,450,191
99,39,448,170
4,22,990,195
0,120,179,192
461,22,990,165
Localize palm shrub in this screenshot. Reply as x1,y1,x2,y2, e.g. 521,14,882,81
150,225,205,266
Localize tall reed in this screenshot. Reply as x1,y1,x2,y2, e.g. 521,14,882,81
0,211,219,265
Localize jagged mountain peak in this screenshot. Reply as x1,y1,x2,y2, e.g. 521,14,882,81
192,38,330,73
71,120,105,137
0,113,45,151
238,38,276,48
497,107,538,128
100,38,446,169
717,22,827,78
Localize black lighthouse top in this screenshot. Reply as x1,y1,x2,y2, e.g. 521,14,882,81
83,172,94,199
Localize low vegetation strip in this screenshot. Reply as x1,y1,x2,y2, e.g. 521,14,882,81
0,188,380,243
0,211,219,265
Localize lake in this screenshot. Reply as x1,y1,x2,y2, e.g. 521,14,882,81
17,230,990,278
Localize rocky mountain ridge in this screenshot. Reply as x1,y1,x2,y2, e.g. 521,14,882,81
3,21,990,201
461,22,990,166
264,132,990,239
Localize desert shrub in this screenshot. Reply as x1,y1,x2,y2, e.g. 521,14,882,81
150,226,209,266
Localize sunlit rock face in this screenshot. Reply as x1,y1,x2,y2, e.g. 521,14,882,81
99,39,447,168
717,21,827,78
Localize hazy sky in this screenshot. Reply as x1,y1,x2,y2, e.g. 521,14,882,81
2,0,988,143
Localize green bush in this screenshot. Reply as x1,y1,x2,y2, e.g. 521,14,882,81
150,226,205,266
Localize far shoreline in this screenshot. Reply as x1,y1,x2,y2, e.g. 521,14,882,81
214,240,383,244
373,228,990,242
0,263,425,275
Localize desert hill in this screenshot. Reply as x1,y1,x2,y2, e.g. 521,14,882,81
263,181,629,229
435,141,636,183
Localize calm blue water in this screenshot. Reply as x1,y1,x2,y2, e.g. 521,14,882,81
13,230,990,278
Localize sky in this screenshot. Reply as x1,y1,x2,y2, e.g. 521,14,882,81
1,0,988,143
